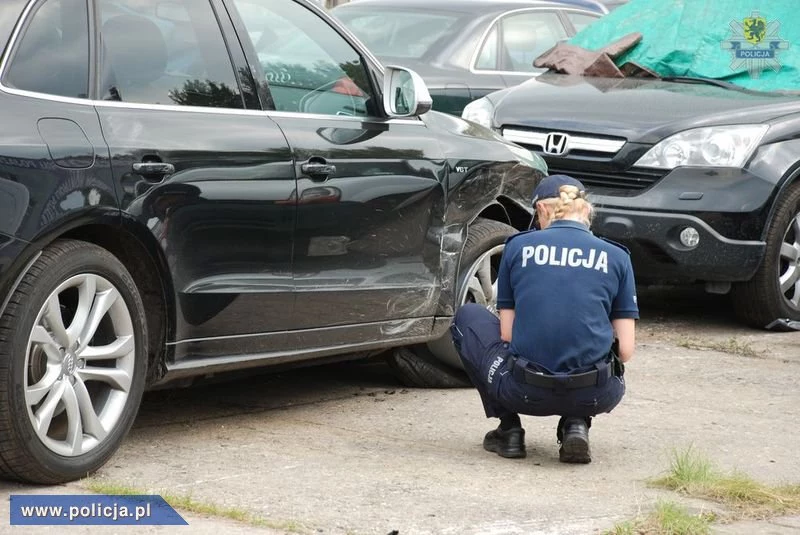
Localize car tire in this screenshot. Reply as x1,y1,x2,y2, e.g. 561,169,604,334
386,217,516,388
732,182,800,327
387,346,472,388
0,240,148,484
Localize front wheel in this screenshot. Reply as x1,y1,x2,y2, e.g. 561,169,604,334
387,218,516,388
732,183,800,327
0,240,148,484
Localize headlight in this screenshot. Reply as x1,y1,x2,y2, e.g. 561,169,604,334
635,125,769,169
462,97,494,128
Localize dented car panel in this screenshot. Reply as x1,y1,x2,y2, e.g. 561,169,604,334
420,110,547,316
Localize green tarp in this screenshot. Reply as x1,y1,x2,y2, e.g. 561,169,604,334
569,0,799,91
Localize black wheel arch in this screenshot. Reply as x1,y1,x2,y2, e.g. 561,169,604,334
0,208,119,302
469,197,533,232
762,164,800,242
464,197,531,281
472,201,509,227
0,215,174,386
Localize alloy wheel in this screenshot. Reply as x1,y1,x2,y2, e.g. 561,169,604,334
24,274,135,457
458,245,504,313
779,211,800,310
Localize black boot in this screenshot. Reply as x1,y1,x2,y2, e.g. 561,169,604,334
557,417,591,464
483,426,526,458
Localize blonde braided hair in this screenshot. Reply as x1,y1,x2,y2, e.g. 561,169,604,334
538,185,594,227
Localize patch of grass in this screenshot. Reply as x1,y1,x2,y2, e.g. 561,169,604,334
656,447,716,488
606,501,714,535
651,447,800,519
82,478,306,532
676,337,762,358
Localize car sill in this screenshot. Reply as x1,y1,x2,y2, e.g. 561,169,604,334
158,316,451,384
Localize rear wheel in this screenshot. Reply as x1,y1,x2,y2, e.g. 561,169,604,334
732,182,800,327
387,218,516,388
0,240,147,484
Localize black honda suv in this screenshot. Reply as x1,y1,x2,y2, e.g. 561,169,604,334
464,74,800,327
0,0,546,484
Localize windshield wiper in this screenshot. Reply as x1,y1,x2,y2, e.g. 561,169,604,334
661,76,741,90
660,76,797,96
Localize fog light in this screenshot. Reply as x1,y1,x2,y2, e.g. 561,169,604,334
680,227,700,248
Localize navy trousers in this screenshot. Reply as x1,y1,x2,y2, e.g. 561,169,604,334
451,303,625,420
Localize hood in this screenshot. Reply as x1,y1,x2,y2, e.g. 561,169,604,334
491,74,800,143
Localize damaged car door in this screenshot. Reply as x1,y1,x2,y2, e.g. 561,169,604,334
227,0,447,335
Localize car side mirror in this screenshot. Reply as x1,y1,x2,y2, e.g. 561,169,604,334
382,66,432,118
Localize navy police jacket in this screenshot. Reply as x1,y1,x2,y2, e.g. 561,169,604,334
496,220,639,373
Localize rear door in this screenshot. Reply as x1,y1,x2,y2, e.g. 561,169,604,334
0,0,117,242
227,0,447,331
93,0,297,350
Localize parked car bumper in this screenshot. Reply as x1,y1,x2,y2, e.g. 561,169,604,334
593,207,765,283
588,166,773,283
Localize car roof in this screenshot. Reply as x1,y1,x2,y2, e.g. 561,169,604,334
335,0,606,15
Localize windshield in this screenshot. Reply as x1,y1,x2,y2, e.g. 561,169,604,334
334,7,464,59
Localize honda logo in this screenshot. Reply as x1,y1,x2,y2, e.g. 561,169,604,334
544,133,569,156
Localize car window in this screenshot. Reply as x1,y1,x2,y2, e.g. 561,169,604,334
475,26,499,70
334,7,463,61
97,0,243,108
500,11,568,73
3,0,89,98
231,0,376,117
566,11,600,33
0,1,28,52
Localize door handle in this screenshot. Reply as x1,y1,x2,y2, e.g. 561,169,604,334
301,158,336,181
132,161,175,179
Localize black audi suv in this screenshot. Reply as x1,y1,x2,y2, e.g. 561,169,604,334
0,0,547,484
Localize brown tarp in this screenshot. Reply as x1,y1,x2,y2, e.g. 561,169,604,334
533,32,659,78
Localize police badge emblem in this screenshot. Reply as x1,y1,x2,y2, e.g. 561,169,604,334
722,11,789,79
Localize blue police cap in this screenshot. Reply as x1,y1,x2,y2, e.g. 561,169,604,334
531,174,586,205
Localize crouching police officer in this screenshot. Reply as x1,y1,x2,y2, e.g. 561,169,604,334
451,175,638,463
